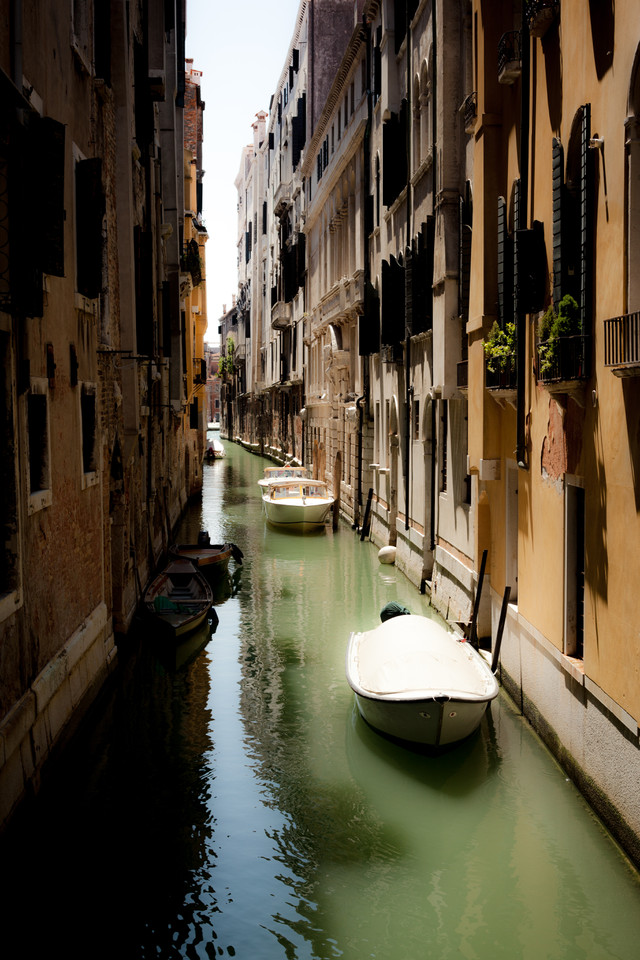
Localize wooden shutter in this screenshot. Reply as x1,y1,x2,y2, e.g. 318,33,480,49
497,196,512,325
381,256,405,346
579,103,592,334
459,193,472,320
37,117,65,277
359,281,380,355
552,137,564,305
75,158,104,299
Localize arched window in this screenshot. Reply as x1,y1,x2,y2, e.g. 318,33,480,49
420,56,432,161
413,73,421,170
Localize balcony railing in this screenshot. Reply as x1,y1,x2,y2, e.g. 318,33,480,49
526,0,559,38
604,312,640,377
273,180,292,218
486,362,517,391
271,300,292,329
462,92,477,134
537,334,590,383
498,32,522,84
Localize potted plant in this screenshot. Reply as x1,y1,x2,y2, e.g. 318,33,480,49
484,320,516,388
218,336,236,380
537,294,580,380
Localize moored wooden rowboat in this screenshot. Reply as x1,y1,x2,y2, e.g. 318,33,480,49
169,532,243,573
144,559,213,638
346,612,499,747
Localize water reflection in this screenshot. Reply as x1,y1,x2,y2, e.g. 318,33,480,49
1,439,640,960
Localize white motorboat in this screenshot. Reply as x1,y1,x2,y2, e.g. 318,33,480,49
257,463,309,489
346,612,499,747
262,478,334,530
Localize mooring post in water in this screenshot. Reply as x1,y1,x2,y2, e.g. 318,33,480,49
360,487,373,541
469,549,488,649
332,452,342,530
491,585,511,674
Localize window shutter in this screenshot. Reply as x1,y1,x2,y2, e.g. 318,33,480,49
75,158,104,299
459,194,472,320
382,256,405,346
37,117,65,277
579,103,592,334
512,178,522,318
497,196,512,325
374,28,382,99
359,281,380,355
552,137,564,305
296,232,306,288
412,218,434,334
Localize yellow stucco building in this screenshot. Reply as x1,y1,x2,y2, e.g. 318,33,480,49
469,0,640,861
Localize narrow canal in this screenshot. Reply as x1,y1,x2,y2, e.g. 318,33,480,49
3,439,640,960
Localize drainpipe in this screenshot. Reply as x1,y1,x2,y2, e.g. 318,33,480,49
516,3,530,468
404,2,412,531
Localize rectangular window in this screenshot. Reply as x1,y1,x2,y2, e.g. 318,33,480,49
440,401,448,492
0,330,19,603
27,378,52,513
80,383,98,476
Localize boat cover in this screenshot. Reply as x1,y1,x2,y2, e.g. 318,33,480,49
353,615,495,699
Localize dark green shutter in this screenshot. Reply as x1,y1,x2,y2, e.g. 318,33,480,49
552,138,564,305
359,281,380,356
38,117,65,277
75,158,104,299
579,103,592,334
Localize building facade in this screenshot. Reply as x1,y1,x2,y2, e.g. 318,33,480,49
0,1,207,831
221,0,640,865
467,0,640,864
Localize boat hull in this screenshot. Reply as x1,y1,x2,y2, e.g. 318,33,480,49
144,560,213,639
346,615,499,747
170,543,232,571
262,498,333,528
352,690,492,746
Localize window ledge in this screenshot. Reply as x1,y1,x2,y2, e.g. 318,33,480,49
28,489,52,515
81,471,99,491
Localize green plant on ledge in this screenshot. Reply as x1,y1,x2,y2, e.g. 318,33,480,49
538,294,580,376
484,320,516,374
218,336,235,377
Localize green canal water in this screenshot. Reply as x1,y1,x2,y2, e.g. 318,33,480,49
3,438,640,959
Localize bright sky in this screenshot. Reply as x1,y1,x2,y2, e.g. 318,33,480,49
186,0,303,340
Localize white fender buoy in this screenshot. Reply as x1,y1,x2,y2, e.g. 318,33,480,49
378,545,396,565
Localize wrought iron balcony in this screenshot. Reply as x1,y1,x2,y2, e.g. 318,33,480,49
462,92,477,134
526,0,560,38
181,239,202,286
486,361,517,391
604,312,640,377
498,32,522,84
537,334,590,383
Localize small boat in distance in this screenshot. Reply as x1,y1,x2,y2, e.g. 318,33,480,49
257,463,309,489
262,478,334,530
346,609,499,747
144,559,213,638
170,531,243,573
